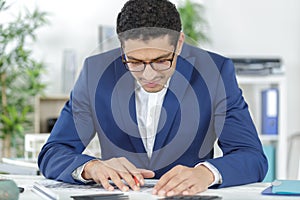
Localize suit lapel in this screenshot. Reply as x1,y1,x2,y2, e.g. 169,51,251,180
113,57,147,155
151,45,196,165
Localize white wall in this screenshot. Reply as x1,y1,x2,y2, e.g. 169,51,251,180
4,0,300,134
202,0,300,135
2,0,127,93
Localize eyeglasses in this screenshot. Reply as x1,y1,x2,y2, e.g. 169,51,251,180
121,51,176,72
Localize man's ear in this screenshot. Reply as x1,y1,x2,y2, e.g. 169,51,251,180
176,32,185,55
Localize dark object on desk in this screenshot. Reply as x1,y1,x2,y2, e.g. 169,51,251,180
71,193,128,200
162,195,222,200
231,58,282,75
0,179,19,200
18,187,24,193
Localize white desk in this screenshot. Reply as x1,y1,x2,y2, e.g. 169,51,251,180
1,175,299,200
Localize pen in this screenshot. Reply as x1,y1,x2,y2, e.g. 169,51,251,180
133,176,140,187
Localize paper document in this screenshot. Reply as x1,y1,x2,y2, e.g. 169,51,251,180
32,182,60,200
33,179,158,193
32,179,158,200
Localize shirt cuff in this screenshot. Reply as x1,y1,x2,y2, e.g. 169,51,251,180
195,162,223,186
72,159,98,184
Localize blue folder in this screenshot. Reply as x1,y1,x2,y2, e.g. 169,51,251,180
261,88,278,135
262,180,300,196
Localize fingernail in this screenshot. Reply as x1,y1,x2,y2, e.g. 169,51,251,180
158,190,166,196
122,186,129,192
140,179,144,185
108,186,114,191
133,185,139,191
152,189,157,195
183,191,189,195
167,190,174,196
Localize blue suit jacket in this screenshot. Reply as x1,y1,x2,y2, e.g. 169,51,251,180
38,44,268,188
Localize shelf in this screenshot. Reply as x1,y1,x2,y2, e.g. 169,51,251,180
34,95,70,133
237,75,285,84
236,74,287,179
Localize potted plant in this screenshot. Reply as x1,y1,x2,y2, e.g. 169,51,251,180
0,0,48,157
177,0,210,46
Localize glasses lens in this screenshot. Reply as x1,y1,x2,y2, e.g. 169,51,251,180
122,52,174,72
152,60,172,71
126,62,144,72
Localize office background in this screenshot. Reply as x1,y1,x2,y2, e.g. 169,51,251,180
1,0,299,177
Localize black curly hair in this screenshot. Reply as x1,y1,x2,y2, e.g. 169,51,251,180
117,0,182,47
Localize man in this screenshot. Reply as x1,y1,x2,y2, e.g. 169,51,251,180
38,0,268,197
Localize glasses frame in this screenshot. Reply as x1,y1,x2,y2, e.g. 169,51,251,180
121,46,178,72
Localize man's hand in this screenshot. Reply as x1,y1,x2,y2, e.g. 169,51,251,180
153,165,214,197
82,157,155,192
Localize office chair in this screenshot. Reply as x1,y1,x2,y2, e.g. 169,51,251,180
287,132,300,180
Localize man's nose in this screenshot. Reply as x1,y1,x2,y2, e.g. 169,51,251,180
142,64,157,80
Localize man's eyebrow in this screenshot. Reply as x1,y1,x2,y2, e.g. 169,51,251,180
126,52,173,61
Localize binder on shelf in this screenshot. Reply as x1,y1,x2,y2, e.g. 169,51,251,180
262,144,276,182
261,88,278,135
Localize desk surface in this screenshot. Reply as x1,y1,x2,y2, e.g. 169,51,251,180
1,175,299,200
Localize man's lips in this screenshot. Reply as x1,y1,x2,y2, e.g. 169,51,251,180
144,82,159,88
140,80,161,88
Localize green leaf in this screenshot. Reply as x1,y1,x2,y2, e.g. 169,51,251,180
1,0,49,157
178,0,210,45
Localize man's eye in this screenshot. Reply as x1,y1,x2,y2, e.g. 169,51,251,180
156,60,170,65
128,62,143,67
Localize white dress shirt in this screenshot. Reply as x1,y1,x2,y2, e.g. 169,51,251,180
73,80,222,186
135,81,168,158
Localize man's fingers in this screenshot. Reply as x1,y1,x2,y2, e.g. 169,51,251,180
119,171,139,191
108,171,129,192
184,183,207,195
88,157,155,191
139,169,155,179
89,161,115,191
166,179,191,196
116,158,155,187
153,165,184,195
119,158,144,186
95,174,115,191
153,173,172,196
155,175,189,196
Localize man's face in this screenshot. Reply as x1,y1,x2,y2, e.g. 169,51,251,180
122,35,179,93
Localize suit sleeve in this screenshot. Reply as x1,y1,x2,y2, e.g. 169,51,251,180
207,58,268,188
38,59,96,184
